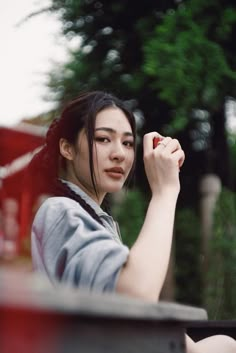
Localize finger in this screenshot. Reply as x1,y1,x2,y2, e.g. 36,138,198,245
169,140,185,168
172,149,185,168
154,136,172,149
143,132,163,154
161,138,181,153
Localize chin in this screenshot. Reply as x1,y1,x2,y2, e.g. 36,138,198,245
101,182,124,194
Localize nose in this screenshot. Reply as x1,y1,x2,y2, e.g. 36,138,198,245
110,142,126,162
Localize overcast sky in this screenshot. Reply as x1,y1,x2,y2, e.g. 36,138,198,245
0,0,69,127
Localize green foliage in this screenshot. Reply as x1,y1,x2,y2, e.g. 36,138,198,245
112,189,147,248
143,1,236,132
216,7,236,40
46,0,236,140
174,207,202,306
48,0,158,103
228,132,236,181
205,188,236,319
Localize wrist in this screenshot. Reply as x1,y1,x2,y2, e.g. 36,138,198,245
151,186,180,202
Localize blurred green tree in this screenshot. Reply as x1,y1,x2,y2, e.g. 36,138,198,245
112,189,147,249
143,0,236,131
143,0,236,190
205,187,236,319
175,208,202,306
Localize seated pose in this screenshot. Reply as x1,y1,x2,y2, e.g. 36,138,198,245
30,91,236,353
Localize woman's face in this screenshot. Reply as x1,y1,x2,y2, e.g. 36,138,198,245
66,107,135,204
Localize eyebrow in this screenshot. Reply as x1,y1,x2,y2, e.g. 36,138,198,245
95,127,134,137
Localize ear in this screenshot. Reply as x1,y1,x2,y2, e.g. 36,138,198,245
59,138,74,161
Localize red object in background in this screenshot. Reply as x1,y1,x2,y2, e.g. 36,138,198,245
0,123,46,255
153,137,163,149
0,125,46,165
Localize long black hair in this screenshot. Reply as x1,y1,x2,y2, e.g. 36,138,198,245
28,91,137,224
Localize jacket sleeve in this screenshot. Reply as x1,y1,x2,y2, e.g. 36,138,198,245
31,197,129,292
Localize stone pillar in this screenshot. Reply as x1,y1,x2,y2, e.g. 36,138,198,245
199,174,221,285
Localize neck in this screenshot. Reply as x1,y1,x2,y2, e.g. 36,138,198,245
64,176,105,205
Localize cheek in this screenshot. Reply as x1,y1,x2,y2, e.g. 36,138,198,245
92,145,102,167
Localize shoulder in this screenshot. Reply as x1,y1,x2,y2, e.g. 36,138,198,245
34,197,78,222
37,196,80,214
33,196,102,233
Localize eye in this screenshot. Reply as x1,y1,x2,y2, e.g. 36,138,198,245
123,140,134,148
95,137,110,143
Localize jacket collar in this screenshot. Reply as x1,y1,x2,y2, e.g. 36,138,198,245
59,179,107,217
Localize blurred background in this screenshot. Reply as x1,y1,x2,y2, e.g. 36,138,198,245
0,0,236,320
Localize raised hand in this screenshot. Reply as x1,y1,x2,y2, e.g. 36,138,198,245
143,132,185,196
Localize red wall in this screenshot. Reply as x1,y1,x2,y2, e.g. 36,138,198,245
0,126,45,256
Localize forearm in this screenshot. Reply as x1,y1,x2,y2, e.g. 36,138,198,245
116,190,178,301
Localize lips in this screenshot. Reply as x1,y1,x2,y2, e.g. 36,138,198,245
105,167,125,180
105,167,124,174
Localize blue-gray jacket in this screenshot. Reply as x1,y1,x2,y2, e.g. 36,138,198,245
31,181,129,292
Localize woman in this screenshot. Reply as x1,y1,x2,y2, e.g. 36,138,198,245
30,91,236,353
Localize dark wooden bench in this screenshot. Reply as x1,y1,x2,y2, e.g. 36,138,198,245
0,269,212,353
187,320,236,341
